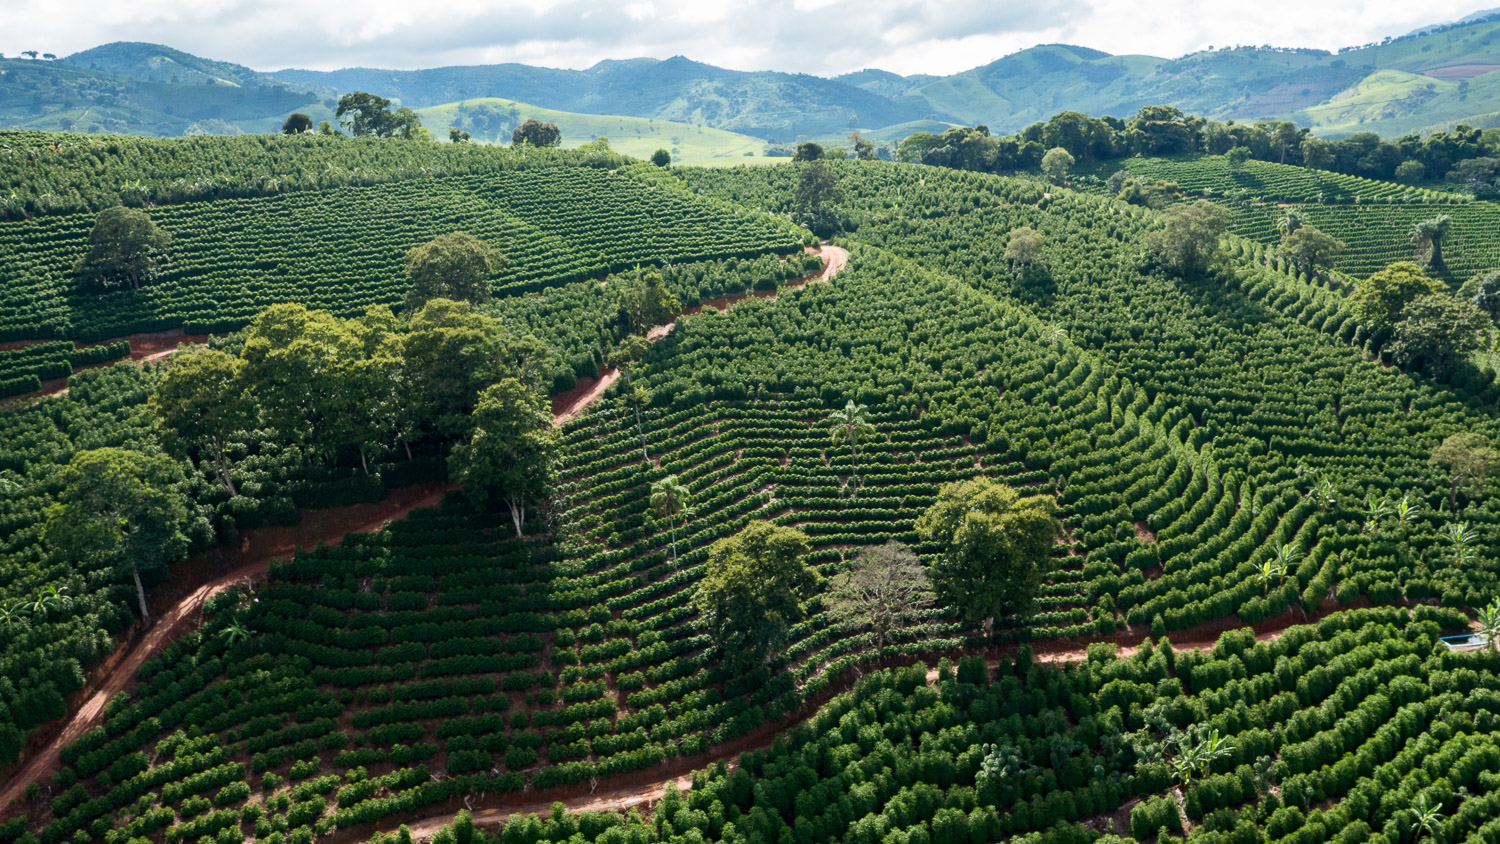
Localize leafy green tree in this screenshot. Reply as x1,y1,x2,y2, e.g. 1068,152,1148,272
449,127,471,143
825,541,931,648
650,149,671,167
404,232,506,311
282,113,313,134
448,378,556,537
792,142,824,162
1389,293,1489,374
794,160,843,235
1394,160,1426,185
1429,432,1499,512
848,131,878,161
649,475,690,567
1282,225,1343,273
693,521,814,667
1411,214,1453,269
401,300,538,439
1457,270,1500,319
1225,146,1252,170
390,107,427,141
1278,210,1306,237
1004,226,1045,268
620,270,681,335
1040,147,1074,182
150,347,253,497
238,303,363,452
915,477,1061,630
824,399,877,497
1147,200,1229,277
511,119,561,147
1348,262,1446,334
42,448,188,619
73,206,171,292
336,92,397,137
896,132,941,163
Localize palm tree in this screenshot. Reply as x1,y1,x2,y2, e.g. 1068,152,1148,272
1277,210,1305,237
1412,794,1443,841
1444,522,1479,566
1475,598,1500,653
1411,214,1452,269
825,400,878,498
649,475,691,568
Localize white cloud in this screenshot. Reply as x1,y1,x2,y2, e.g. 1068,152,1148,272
0,0,1494,77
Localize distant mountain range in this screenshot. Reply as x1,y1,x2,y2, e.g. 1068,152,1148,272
11,11,1500,144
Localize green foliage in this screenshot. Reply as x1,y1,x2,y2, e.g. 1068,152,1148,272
73,206,170,293
448,379,557,537
1348,261,1447,333
512,120,562,148
693,521,814,667
916,478,1061,626
1147,199,1230,277
1388,293,1489,374
404,232,507,311
650,149,671,167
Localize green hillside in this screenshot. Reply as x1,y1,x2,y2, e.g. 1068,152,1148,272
413,98,781,166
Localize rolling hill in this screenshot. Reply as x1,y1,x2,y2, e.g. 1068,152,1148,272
414,98,781,165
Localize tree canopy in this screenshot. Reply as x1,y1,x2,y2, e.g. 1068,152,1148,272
1282,225,1343,273
1147,200,1228,277
650,149,672,167
1348,262,1447,334
693,520,814,667
825,541,932,649
1457,270,1500,319
914,477,1061,629
512,119,562,147
1388,293,1489,375
792,142,824,162
403,231,507,311
282,113,313,135
336,92,399,137
620,270,682,335
150,347,254,497
42,448,189,619
73,206,171,292
1430,432,1499,513
448,378,557,537
1040,147,1075,182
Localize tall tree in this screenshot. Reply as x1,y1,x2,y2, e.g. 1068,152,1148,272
606,334,653,459
1040,147,1075,183
1348,261,1446,334
693,520,814,667
824,400,877,498
1411,214,1453,270
335,92,397,137
792,142,824,162
1429,432,1499,512
73,206,171,292
1004,226,1045,268
825,542,932,649
620,270,682,335
848,131,878,161
1389,294,1488,374
448,379,557,537
1147,200,1229,277
238,303,363,452
511,119,561,147
1457,270,1500,319
404,232,506,311
150,348,253,497
649,475,691,567
915,477,1061,631
42,449,188,619
650,148,672,167
281,113,313,134
1282,225,1344,273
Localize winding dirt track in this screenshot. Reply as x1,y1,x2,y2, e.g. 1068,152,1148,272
0,245,850,816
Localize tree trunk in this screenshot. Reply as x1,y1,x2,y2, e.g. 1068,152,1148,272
669,518,678,566
132,566,149,620
211,441,238,497
1451,477,1460,513
634,405,648,461
359,449,370,476
403,439,413,461
507,498,524,538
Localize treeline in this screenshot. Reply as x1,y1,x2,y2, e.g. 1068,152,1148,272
899,106,1500,193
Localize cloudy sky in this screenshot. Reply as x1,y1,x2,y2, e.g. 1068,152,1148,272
1,0,1496,77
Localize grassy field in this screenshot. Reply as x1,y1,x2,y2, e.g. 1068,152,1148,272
415,98,783,166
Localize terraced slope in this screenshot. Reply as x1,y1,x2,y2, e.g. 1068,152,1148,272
0,168,803,342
